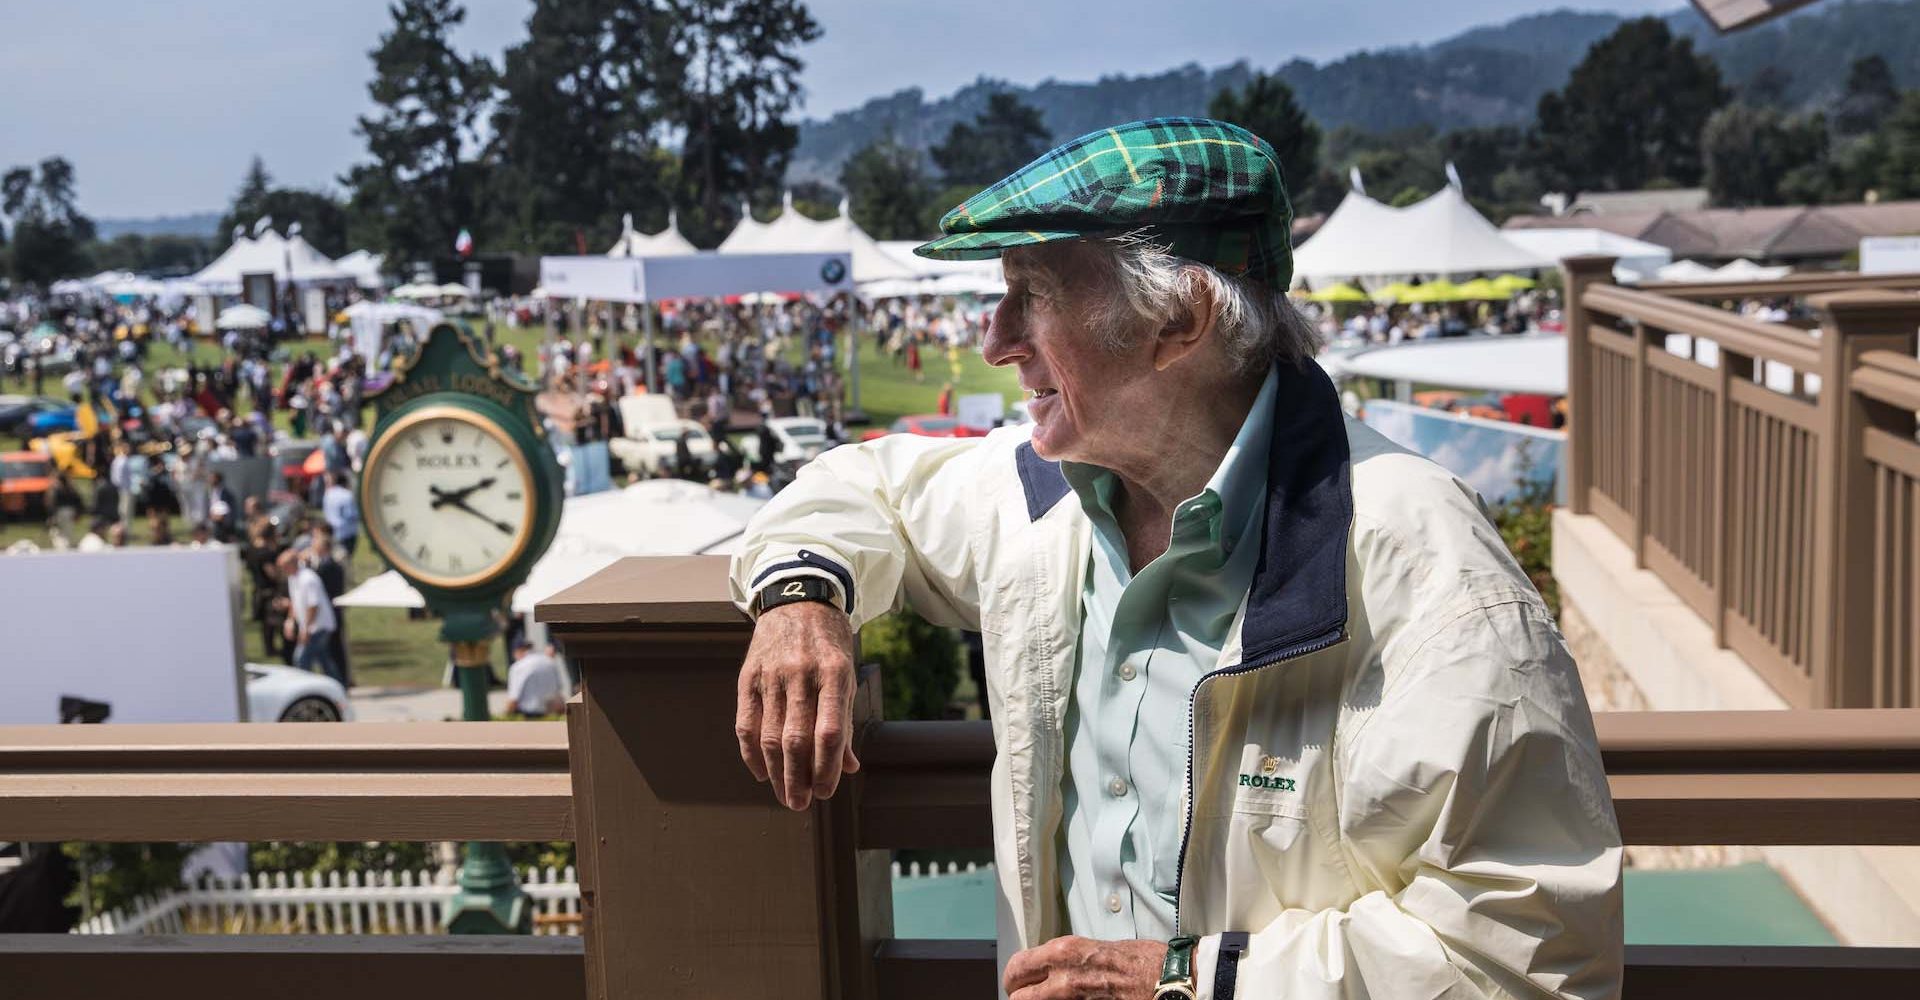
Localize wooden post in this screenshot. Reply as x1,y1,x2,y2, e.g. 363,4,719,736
1711,345,1755,648
1630,318,1650,568
539,556,888,1000
1808,291,1920,708
1560,255,1618,517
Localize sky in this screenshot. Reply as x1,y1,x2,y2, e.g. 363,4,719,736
0,1,1683,219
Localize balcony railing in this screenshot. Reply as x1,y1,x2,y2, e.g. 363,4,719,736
1563,257,1920,709
6,578,1920,997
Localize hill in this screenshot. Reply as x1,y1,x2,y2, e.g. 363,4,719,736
789,2,1920,186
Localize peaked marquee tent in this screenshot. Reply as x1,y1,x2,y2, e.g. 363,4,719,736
717,193,918,284
1292,187,1552,285
190,231,353,292
1499,227,1674,284
608,212,697,258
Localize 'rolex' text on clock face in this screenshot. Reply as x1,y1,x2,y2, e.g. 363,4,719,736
363,409,535,587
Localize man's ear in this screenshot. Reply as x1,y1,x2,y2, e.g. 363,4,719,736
1151,270,1220,372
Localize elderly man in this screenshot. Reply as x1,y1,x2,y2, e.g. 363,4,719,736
731,119,1621,1000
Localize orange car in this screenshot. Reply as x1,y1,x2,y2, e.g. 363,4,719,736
0,451,55,519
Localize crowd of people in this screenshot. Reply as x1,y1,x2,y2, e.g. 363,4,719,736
1299,286,1558,344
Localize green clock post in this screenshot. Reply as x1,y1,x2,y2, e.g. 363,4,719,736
360,321,564,934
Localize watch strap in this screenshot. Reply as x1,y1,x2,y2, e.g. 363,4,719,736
1213,931,1250,999
754,575,840,616
1155,936,1198,998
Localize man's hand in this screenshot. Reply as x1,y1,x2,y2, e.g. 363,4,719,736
1004,937,1167,1000
734,599,860,811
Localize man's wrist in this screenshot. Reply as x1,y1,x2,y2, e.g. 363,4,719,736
753,575,843,617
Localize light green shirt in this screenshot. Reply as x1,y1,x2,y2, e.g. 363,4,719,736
1057,366,1277,940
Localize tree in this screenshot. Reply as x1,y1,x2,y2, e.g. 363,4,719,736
488,0,682,252
345,0,497,263
1703,104,1829,207
1208,73,1320,201
217,159,351,257
859,612,961,721
1534,18,1728,193
1878,91,1920,201
3,156,96,289
1835,55,1899,138
670,0,822,246
840,136,934,240
930,92,1051,188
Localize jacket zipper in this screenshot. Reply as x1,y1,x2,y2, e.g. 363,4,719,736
1171,628,1347,935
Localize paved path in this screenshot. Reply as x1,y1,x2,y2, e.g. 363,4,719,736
348,685,514,722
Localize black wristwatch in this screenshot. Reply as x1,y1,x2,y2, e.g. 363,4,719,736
753,575,840,617
1154,936,1198,1000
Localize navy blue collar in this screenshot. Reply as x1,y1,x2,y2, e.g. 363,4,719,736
1013,359,1351,664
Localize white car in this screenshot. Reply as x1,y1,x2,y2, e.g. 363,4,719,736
610,395,716,476
246,663,354,722
738,417,833,465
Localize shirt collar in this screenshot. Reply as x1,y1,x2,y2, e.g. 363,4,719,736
1061,365,1279,555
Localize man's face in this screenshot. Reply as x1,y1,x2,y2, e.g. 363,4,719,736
984,246,1156,466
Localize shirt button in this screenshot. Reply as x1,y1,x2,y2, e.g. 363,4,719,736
1106,893,1123,913
1117,663,1138,681
1108,777,1129,797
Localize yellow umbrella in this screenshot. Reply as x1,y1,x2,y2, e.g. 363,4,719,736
1402,280,1467,303
1493,273,1537,293
1455,278,1506,300
1371,282,1419,303
1306,282,1372,303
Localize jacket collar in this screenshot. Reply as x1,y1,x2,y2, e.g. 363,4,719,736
1013,359,1351,664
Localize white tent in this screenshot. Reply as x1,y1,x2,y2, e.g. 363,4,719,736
391,282,443,300
1293,188,1551,283
1653,259,1721,283
608,212,698,257
335,250,387,291
1334,334,1568,396
336,480,765,613
1499,227,1674,284
717,193,917,283
1712,258,1793,281
190,231,352,291
341,301,442,367
214,304,272,330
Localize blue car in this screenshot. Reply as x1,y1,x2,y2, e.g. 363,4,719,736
27,404,78,437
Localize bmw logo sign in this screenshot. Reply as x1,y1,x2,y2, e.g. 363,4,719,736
820,258,847,285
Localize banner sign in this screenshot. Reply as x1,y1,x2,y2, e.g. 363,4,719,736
539,252,854,304
1360,399,1565,505
1861,237,1920,275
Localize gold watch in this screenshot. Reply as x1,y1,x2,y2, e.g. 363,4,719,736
1153,935,1198,1000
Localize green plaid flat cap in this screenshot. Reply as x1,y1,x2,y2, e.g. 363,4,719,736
914,117,1294,289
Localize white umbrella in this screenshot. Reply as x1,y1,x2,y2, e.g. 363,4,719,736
215,304,273,330
391,282,441,300
437,283,474,298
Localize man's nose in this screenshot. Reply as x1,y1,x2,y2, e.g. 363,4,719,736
981,303,1026,368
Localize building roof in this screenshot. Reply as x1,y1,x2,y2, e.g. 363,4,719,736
1689,0,1822,33
1504,199,1920,263
1569,188,1710,216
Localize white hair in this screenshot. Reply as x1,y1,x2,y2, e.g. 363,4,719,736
1073,230,1320,374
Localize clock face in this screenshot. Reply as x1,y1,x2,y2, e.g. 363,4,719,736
361,406,537,588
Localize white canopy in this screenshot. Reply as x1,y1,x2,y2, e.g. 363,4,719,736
214,304,272,330
341,301,443,367
391,282,443,300
335,250,387,290
1653,259,1722,282
1334,334,1568,396
717,193,918,283
1711,258,1793,281
608,212,698,257
190,231,352,291
336,480,765,613
1499,227,1674,284
1293,188,1552,283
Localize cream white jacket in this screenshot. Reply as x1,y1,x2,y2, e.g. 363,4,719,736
731,363,1623,1000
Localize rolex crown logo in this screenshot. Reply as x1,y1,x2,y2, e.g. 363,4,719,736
1260,755,1281,776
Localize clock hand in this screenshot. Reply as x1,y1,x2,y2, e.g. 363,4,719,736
442,496,515,535
429,478,498,509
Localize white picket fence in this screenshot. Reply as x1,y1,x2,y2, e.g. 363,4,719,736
889,860,989,878
73,866,581,936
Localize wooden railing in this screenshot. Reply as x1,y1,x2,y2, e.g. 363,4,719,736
1564,256,1920,708
7,572,1920,998
534,555,1920,1000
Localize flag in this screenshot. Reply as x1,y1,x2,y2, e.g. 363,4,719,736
454,228,474,258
